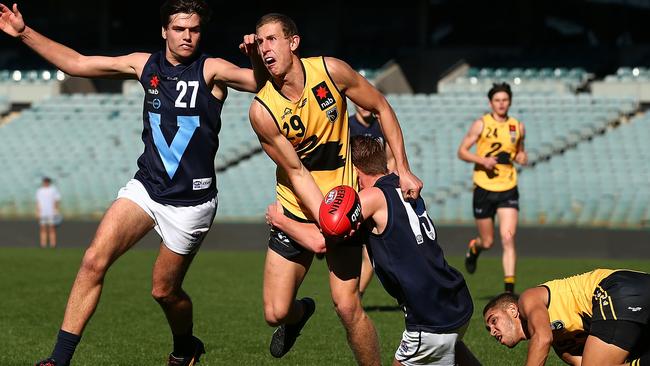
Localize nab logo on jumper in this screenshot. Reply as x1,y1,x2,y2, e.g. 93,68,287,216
312,81,335,110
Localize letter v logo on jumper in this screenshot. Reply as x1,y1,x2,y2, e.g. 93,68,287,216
149,112,200,179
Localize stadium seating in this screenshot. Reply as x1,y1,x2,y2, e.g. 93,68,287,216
0,69,63,104
439,67,591,94
383,92,642,227
0,95,9,115
0,73,646,228
515,113,650,228
0,90,260,218
591,67,650,102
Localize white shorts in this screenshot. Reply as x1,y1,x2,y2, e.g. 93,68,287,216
395,322,468,366
39,215,56,226
117,179,217,255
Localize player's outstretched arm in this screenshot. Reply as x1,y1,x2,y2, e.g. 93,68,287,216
208,33,269,93
458,119,497,170
249,100,323,222
520,287,554,366
515,122,528,165
0,3,146,79
325,57,423,200
206,57,259,93
265,201,326,254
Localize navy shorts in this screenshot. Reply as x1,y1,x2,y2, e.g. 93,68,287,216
472,185,519,219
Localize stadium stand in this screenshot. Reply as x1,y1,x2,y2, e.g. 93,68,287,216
438,67,591,94
0,89,261,219
516,113,650,228
0,95,9,115
0,69,63,104
387,92,642,227
0,69,646,228
591,66,650,102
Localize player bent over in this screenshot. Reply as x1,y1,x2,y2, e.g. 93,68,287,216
483,269,650,365
266,136,480,366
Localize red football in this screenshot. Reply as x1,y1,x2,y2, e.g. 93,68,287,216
319,185,362,237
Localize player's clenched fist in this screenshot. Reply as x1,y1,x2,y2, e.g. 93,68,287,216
239,33,258,56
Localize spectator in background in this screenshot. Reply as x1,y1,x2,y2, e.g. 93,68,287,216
36,176,61,248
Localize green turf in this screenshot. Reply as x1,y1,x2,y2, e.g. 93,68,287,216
2,247,649,365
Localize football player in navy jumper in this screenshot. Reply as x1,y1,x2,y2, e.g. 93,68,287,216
266,136,480,365
0,1,264,365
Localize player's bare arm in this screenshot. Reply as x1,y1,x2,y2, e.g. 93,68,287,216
204,58,258,94
515,122,528,165
324,57,423,200
0,3,147,78
249,100,324,221
265,201,326,254
520,287,554,366
267,185,387,249
357,187,388,234
202,34,267,100
205,33,270,95
458,118,497,170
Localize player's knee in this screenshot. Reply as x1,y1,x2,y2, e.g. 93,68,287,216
263,302,291,327
500,231,516,247
151,284,179,305
79,248,111,277
480,236,494,249
332,297,363,326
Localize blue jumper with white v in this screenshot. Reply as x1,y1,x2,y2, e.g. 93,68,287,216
135,51,222,206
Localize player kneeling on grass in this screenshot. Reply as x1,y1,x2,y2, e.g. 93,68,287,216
265,135,480,366
483,269,650,366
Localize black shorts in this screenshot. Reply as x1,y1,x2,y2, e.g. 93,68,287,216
268,208,365,260
472,185,519,219
590,271,650,354
268,208,313,260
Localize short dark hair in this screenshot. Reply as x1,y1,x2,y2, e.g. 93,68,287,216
487,82,512,101
351,135,388,176
160,0,212,29
483,292,520,317
42,177,52,184
256,13,299,37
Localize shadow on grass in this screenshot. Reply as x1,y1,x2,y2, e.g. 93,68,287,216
363,305,402,312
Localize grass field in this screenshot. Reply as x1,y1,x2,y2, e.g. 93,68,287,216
2,247,649,366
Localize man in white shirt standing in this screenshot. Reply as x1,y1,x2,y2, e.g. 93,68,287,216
36,176,61,248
